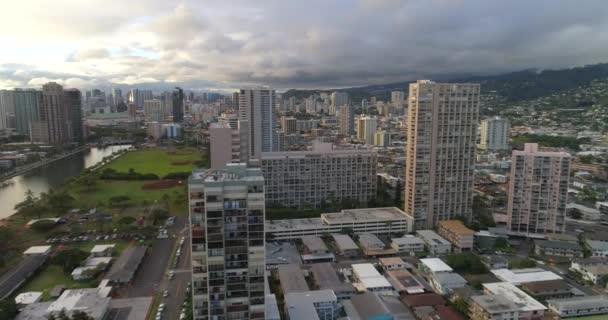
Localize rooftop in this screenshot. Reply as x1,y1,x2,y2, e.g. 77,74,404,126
483,282,547,312
490,268,561,285
310,263,355,293
358,233,385,249
547,295,608,311
301,236,328,252
284,290,337,320
401,293,445,307
416,230,451,245
432,272,467,285
352,263,392,289
15,292,42,305
23,246,52,255
419,258,453,273
535,240,582,250
322,207,413,225
392,236,425,246
332,234,359,251
379,257,406,267
277,264,309,294
471,294,519,313
351,292,414,320
520,280,571,294
190,163,264,183
105,246,146,283
90,244,115,254
385,269,425,294
438,220,475,236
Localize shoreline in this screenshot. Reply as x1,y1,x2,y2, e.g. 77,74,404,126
0,145,90,182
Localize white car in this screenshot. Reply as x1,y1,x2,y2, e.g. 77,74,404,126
163,290,169,297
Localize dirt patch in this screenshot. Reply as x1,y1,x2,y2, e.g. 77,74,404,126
141,179,182,190
171,161,192,166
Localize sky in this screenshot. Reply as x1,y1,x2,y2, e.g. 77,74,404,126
1,0,608,92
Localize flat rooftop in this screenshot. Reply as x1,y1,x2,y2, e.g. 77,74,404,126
322,207,411,225
332,234,359,251
106,246,146,283
310,263,355,293
483,282,547,312
438,220,475,236
491,268,561,285
277,264,309,294
416,230,451,245
392,236,425,246
547,295,608,311
301,236,328,252
284,290,337,320
265,242,301,265
419,258,453,273
352,263,392,289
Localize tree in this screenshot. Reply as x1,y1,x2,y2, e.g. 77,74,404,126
451,297,469,317
494,237,509,250
509,258,537,269
0,299,18,320
394,180,402,207
445,253,488,275
51,248,89,273
151,208,170,225
118,216,136,226
30,220,57,232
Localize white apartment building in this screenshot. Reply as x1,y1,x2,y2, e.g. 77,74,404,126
391,91,404,106
404,80,480,228
416,230,452,255
507,143,571,234
356,115,377,145
479,117,511,151
260,142,376,208
281,116,297,134
188,164,266,320
239,87,280,159
391,236,425,253
266,207,415,240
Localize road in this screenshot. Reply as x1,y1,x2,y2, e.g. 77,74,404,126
116,216,191,320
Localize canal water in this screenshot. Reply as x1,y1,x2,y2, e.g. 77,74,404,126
0,145,130,218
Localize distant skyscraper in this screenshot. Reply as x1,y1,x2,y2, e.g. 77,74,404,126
112,88,122,106
280,116,297,134
31,82,71,144
189,164,266,320
507,143,571,234
391,91,404,106
219,112,239,130
374,130,391,147
0,90,14,130
130,89,152,110
172,87,184,122
339,105,354,136
64,89,83,142
144,100,164,123
330,91,348,115
356,115,377,144
361,99,368,111
305,96,316,113
479,117,511,151
404,80,480,228
232,92,239,109
13,89,40,135
238,87,279,159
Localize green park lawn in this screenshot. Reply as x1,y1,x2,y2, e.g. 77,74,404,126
104,148,205,176
18,265,97,301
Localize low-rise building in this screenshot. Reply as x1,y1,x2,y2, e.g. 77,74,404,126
585,239,608,257
480,255,509,270
391,236,425,253
546,295,608,318
419,258,453,275
310,263,356,300
437,220,474,253
570,260,608,284
429,272,467,295
482,282,547,320
416,230,451,255
379,257,407,271
15,292,43,306
385,269,425,295
359,233,395,256
23,246,52,256
351,263,394,294
469,294,520,320
331,234,359,257
16,288,111,320
490,268,562,285
284,290,340,320
278,264,309,294
301,236,335,263
345,292,414,320
89,244,115,257
474,230,508,251
520,280,577,302
534,240,583,258
71,257,112,281
266,207,415,240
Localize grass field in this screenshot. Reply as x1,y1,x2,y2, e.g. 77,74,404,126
70,180,186,209
105,148,204,176
18,265,98,301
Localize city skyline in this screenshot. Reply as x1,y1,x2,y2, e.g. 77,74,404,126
3,1,608,91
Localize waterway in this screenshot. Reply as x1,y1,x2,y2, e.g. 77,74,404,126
0,145,131,219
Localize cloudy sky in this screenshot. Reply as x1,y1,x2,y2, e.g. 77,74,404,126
1,0,608,92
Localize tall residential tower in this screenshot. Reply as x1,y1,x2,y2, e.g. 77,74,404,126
238,88,279,159
188,164,265,320
479,117,511,151
507,143,571,234
404,80,480,228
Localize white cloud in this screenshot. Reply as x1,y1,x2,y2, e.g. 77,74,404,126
1,0,608,90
